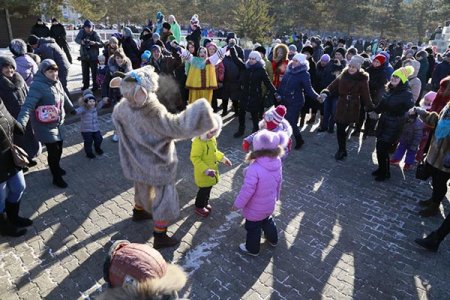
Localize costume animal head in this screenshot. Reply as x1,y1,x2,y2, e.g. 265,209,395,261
110,66,159,108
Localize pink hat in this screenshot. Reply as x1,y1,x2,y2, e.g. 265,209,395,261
424,91,437,102
253,129,288,151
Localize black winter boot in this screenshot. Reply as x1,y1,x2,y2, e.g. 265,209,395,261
132,208,153,221
294,135,304,150
5,202,33,227
53,176,68,188
415,231,443,252
0,213,27,237
153,232,179,249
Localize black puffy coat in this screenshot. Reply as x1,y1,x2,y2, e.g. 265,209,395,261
375,83,414,143
366,65,387,105
0,98,24,182
31,23,50,38
231,48,276,113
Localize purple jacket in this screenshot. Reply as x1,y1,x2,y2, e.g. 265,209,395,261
234,156,282,221
15,55,38,87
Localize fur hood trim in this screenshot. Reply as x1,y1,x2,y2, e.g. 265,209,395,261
273,44,289,62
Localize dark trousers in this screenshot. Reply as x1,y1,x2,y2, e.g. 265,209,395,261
45,141,63,178
336,123,350,151
195,186,212,208
435,212,450,240
430,164,450,204
238,105,259,133
285,104,303,140
376,140,392,176
82,60,98,88
211,88,222,112
81,131,103,155
245,216,278,254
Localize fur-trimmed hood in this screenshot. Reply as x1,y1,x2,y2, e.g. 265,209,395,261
273,44,289,62
339,68,369,81
0,72,26,92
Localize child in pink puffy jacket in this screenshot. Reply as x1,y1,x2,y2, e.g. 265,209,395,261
232,129,288,256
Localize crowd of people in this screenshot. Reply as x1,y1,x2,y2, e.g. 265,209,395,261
0,12,450,298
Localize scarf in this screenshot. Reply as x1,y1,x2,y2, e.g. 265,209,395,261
435,106,450,140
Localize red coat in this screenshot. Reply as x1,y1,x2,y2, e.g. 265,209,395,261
272,60,288,88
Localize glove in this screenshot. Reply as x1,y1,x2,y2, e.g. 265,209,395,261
317,93,327,103
368,111,379,120
414,106,427,116
242,140,250,152
444,154,450,169
204,169,216,177
70,110,77,115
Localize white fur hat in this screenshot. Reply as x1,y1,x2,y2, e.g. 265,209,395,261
292,53,309,70
248,51,262,62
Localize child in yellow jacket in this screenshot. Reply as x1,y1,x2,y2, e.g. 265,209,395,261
190,114,232,217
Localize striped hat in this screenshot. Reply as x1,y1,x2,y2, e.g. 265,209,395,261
264,105,287,130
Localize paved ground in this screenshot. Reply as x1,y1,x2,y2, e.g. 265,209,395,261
1,45,450,299
0,109,449,299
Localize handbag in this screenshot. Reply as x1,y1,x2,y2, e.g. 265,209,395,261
0,121,29,168
415,158,431,180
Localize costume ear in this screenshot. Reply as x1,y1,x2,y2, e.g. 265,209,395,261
110,77,122,88
134,86,148,106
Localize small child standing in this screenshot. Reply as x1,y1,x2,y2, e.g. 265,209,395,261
415,91,437,161
75,90,106,158
190,114,232,217
233,129,288,256
390,110,424,170
242,105,292,156
96,55,107,89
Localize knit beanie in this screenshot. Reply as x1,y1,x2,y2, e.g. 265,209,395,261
254,46,266,56
253,129,288,151
152,33,160,40
392,66,414,84
423,91,437,103
334,47,346,58
109,36,119,45
320,54,331,63
288,45,297,52
373,54,386,65
264,105,287,130
301,45,314,56
348,55,364,69
0,56,16,70
28,35,39,46
248,51,262,62
190,14,199,27
162,22,171,30
39,59,58,73
292,53,307,64
9,39,27,56
83,92,96,103
141,50,151,62
150,45,161,53
83,19,93,28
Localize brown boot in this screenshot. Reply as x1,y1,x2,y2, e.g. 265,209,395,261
419,203,440,217
153,232,179,249
132,208,153,222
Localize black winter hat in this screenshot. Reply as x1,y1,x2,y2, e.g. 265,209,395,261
301,45,314,56
51,18,58,23
334,47,346,58
27,35,39,46
203,38,212,47
162,22,171,30
226,32,236,43
254,46,266,56
0,56,16,70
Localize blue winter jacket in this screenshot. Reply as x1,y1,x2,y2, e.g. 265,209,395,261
278,64,319,109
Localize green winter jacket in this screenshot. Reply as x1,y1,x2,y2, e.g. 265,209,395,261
190,136,224,187
170,22,181,43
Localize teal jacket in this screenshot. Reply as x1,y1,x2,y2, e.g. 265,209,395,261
17,72,73,143
171,22,181,43
190,137,224,188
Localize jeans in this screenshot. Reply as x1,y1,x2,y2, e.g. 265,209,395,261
45,141,63,178
245,216,278,254
81,131,103,155
82,60,98,88
391,142,416,165
323,96,337,130
0,171,26,212
195,186,212,208
285,104,303,139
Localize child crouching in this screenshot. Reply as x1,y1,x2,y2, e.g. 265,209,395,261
233,129,288,256
190,114,232,217
74,90,107,158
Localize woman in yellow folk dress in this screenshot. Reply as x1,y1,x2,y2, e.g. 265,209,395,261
182,45,228,104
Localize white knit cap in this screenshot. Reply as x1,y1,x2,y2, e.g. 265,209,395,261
292,53,307,64
248,51,262,62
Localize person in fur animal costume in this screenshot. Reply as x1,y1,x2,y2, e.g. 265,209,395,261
99,240,187,299
242,105,293,157
110,66,218,249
